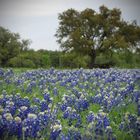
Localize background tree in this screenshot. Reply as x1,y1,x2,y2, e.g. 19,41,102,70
0,26,30,66
56,5,140,68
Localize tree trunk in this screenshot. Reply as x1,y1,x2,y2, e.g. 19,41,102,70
89,50,96,69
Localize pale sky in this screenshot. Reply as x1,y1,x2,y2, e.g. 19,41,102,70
0,0,140,51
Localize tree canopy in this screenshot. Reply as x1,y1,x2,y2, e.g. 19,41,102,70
55,5,140,68
0,26,30,66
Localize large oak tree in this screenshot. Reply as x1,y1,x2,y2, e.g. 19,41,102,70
56,5,140,68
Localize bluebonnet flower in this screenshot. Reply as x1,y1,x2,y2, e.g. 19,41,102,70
53,87,58,95
14,116,22,138
105,126,114,140
0,112,20,137
38,111,49,127
33,97,41,104
5,101,16,116
138,98,140,116
67,126,81,140
29,105,39,114
74,96,89,111
86,111,95,123
40,99,49,111
50,120,62,140
43,92,50,101
22,113,40,138
18,105,29,120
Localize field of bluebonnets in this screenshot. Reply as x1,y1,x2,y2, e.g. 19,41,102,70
0,68,140,140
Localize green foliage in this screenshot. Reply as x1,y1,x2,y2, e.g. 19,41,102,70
60,52,90,68
49,51,60,67
112,51,140,68
56,5,140,68
8,56,36,68
95,53,113,64
0,26,30,66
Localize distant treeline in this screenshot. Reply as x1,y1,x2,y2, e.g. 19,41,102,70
0,17,140,69
4,49,140,69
